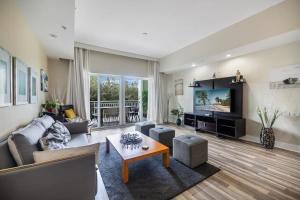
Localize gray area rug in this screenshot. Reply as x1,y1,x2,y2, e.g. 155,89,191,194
99,144,220,200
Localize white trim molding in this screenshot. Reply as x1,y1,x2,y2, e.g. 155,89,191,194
241,135,300,153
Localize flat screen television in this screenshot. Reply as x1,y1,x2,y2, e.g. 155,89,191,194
194,88,231,112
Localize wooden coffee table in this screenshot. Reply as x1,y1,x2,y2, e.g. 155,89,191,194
106,132,170,183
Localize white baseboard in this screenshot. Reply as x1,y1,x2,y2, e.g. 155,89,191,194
241,135,300,153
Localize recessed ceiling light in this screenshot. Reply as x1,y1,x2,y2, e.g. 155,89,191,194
61,25,67,30
192,63,196,67
49,33,57,38
226,54,231,58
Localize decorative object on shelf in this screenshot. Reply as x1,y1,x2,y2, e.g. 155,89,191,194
231,69,244,83
28,68,38,104
171,105,184,126
40,69,48,92
13,58,29,105
175,79,183,96
212,73,216,79
0,47,12,107
236,70,241,82
283,77,298,84
257,107,281,149
120,132,143,149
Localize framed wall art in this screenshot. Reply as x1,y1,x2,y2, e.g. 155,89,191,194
13,58,29,105
40,69,48,92
175,79,184,96
29,68,38,104
0,47,12,107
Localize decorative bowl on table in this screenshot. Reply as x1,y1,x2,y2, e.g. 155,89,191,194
120,132,143,149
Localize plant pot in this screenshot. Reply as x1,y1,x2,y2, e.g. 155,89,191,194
261,128,275,149
176,118,182,126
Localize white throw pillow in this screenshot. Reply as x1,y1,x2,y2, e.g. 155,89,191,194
12,120,46,145
33,143,100,165
33,115,55,130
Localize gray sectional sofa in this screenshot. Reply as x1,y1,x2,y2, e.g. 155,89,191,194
0,115,98,200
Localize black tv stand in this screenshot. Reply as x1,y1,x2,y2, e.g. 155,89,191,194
184,113,245,138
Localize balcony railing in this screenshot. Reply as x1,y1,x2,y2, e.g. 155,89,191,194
90,100,141,127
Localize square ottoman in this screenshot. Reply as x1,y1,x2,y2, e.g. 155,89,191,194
149,127,175,147
173,135,208,168
135,121,155,136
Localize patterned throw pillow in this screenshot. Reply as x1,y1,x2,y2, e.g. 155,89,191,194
39,121,71,150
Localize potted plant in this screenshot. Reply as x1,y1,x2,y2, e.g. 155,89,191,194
42,100,58,113
171,105,184,126
257,107,281,149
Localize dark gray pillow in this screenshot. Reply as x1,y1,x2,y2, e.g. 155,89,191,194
8,134,39,165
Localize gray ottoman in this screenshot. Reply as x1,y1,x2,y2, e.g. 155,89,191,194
135,121,155,136
149,127,175,147
173,135,208,168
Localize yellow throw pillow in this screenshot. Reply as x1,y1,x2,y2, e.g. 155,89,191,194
65,109,76,119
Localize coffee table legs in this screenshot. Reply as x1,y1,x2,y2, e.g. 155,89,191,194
163,150,170,167
106,138,110,153
122,160,129,183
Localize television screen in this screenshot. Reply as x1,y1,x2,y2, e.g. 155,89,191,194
194,88,231,112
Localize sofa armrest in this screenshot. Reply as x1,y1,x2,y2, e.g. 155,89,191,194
64,120,89,134
0,154,97,200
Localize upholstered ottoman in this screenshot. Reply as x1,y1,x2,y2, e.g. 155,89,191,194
173,135,208,168
149,127,175,147
135,121,155,136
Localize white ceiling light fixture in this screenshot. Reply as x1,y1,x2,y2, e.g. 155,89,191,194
226,54,231,58
192,63,197,67
50,33,58,38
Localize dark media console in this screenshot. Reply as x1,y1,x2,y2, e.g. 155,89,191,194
184,76,246,138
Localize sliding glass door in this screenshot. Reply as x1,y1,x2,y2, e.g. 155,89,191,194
90,74,148,128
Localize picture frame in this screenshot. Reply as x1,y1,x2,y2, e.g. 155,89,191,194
29,68,38,104
175,79,184,96
0,47,12,107
13,58,29,105
40,69,48,92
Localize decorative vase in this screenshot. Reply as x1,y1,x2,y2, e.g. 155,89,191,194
261,128,275,149
176,118,182,126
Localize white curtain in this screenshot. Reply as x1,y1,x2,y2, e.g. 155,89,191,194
66,47,90,120
147,61,167,124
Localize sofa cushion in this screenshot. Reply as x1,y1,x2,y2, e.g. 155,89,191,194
33,143,100,165
65,134,89,148
0,139,17,169
8,134,39,165
33,115,55,130
12,120,46,145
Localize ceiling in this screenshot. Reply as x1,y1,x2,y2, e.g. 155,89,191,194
75,0,283,58
16,0,74,59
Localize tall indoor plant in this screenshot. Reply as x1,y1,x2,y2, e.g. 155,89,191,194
257,107,281,149
171,105,184,126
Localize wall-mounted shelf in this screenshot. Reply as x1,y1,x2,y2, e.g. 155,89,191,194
269,81,300,89
230,81,246,85
188,85,201,88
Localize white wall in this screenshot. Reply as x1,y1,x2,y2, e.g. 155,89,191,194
89,50,148,77
48,58,69,104
0,0,48,139
167,42,300,152
160,0,300,72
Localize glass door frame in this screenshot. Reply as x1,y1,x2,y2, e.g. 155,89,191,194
90,73,149,128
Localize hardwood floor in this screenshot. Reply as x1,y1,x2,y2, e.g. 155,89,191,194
92,124,300,200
